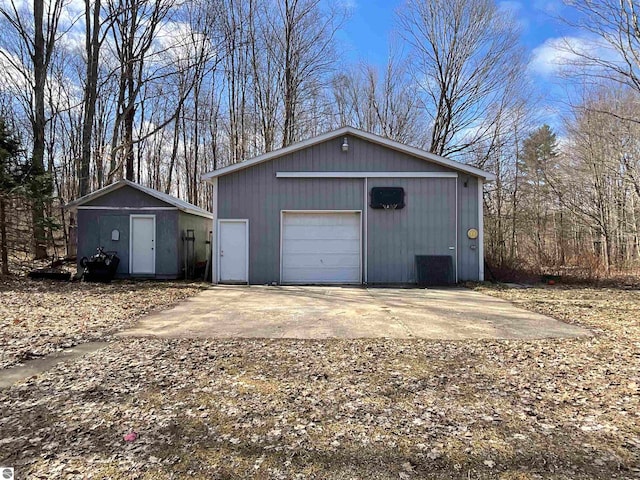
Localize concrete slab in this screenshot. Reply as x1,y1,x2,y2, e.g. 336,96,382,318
0,342,110,389
120,286,590,340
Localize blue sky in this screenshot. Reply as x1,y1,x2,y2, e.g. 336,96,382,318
336,0,584,130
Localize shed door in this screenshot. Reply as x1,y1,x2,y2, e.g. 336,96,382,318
130,215,155,274
281,212,361,284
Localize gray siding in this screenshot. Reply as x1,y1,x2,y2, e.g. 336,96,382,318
367,178,457,284
219,177,362,284
217,134,483,284
457,176,481,281
85,184,170,207
77,209,180,278
241,135,449,173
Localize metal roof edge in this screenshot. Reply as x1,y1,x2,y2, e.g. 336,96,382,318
201,126,496,182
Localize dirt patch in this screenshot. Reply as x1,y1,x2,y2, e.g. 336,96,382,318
0,277,206,369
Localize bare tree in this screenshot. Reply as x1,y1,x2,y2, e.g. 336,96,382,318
398,0,525,158
0,0,66,259
106,0,174,181
249,0,283,152
276,0,342,147
79,0,115,196
561,0,640,109
331,54,426,146
560,84,640,269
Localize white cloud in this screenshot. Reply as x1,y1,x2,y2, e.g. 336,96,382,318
0,48,31,92
528,36,619,77
529,37,581,76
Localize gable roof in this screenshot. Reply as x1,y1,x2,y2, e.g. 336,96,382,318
65,179,213,219
201,126,496,182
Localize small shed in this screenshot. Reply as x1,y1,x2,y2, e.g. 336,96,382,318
66,180,212,279
202,126,496,286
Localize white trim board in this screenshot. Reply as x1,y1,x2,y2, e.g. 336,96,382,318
216,219,249,284
455,179,459,284
202,126,495,182
276,171,458,178
478,179,485,282
279,210,363,285
363,178,368,284
77,206,178,211
211,177,218,284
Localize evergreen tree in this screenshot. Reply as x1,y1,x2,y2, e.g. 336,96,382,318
519,125,561,265
521,125,559,189
0,118,23,274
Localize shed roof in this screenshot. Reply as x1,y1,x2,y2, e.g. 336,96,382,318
201,126,496,182
66,179,213,219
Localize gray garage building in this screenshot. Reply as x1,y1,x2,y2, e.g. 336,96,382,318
203,126,495,285
67,180,212,279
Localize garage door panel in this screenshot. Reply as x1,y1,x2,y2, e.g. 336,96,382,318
285,214,356,226
284,225,359,240
283,239,360,254
283,266,360,283
282,253,360,268
282,212,361,284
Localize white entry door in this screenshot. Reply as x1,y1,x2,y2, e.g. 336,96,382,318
281,211,361,284
130,215,156,274
218,220,248,283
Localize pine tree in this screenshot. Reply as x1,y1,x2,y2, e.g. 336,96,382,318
0,118,23,274
519,125,561,266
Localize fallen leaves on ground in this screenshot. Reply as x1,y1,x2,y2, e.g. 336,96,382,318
0,277,205,369
0,284,639,479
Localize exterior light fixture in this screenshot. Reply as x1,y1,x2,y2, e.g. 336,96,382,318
341,137,349,152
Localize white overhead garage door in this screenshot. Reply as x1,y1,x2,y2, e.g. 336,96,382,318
281,211,361,284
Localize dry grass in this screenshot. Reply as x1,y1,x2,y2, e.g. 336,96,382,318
0,283,639,479
0,276,206,369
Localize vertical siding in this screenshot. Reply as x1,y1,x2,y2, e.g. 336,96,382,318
252,135,450,172
457,176,481,281
217,135,482,284
84,185,169,207
219,172,363,284
367,178,457,284
77,209,180,278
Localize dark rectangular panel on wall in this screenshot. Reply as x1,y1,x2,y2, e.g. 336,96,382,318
370,187,405,209
415,255,454,286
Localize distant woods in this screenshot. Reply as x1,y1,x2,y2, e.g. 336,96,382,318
0,0,639,276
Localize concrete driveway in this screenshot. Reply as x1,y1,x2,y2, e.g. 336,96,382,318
120,286,590,340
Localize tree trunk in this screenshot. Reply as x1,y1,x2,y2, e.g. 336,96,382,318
32,0,50,259
124,69,135,181
0,196,8,275
79,0,102,196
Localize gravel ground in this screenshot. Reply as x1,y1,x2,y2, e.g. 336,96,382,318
0,284,639,479
0,277,206,369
